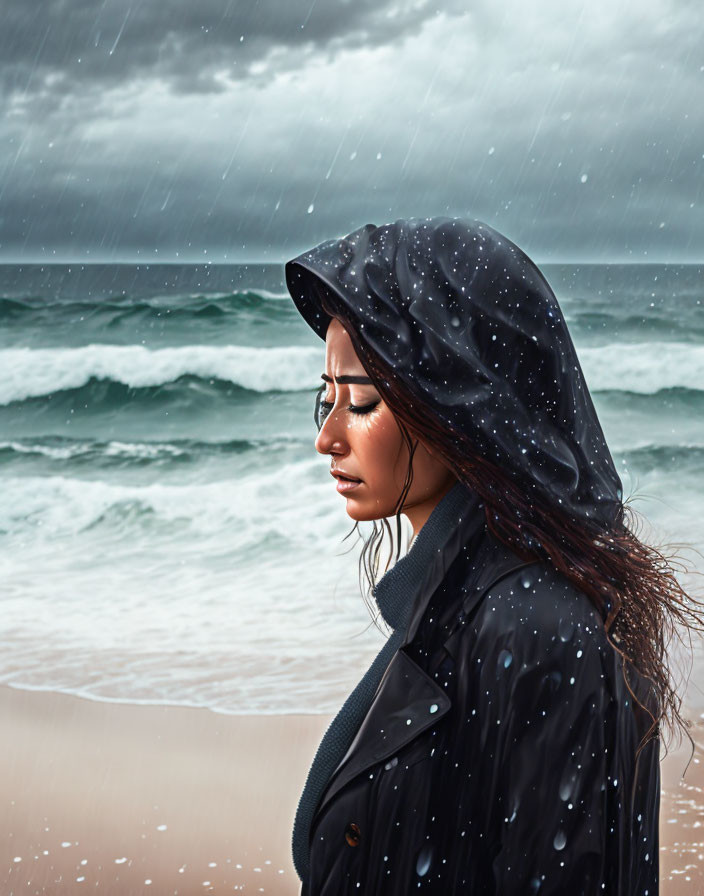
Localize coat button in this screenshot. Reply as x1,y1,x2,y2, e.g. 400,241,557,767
344,822,362,847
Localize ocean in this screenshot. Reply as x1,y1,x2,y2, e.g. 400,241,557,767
1,262,703,715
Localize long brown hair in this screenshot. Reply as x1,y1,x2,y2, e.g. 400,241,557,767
316,287,704,757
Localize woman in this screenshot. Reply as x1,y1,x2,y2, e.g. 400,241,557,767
285,216,700,894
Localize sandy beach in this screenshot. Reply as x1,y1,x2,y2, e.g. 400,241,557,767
2,684,704,895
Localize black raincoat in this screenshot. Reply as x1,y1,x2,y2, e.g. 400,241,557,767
285,217,660,895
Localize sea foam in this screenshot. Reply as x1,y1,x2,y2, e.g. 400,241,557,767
1,341,703,405
0,343,323,404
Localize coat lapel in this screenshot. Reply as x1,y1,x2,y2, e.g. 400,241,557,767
311,524,539,831
312,647,451,819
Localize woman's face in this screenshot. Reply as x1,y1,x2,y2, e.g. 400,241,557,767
315,318,457,536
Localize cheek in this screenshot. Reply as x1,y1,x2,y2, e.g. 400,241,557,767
357,410,405,470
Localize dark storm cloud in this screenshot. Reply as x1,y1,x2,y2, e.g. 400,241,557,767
0,0,702,261
2,0,462,103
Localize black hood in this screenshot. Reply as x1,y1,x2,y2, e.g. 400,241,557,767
285,216,622,529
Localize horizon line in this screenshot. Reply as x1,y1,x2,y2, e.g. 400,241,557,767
0,256,702,266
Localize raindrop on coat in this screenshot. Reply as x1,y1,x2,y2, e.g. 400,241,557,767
557,618,575,642
507,795,520,823
429,703,439,714
558,766,578,801
384,757,398,770
530,878,542,893
520,572,532,589
415,842,434,876
497,649,513,670
553,830,567,850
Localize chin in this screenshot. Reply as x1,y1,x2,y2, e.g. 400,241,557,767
344,502,370,521
344,498,394,523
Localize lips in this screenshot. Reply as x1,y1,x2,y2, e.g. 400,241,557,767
335,476,362,494
331,470,362,483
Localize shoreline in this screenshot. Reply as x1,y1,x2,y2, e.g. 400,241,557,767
2,684,704,893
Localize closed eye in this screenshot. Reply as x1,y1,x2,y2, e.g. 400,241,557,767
321,399,380,415
349,401,380,415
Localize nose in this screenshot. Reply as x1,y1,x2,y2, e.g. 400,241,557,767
315,406,345,456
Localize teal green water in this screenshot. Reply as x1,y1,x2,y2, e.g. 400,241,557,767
1,263,702,713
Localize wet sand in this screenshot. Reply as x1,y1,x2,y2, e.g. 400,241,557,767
1,683,703,894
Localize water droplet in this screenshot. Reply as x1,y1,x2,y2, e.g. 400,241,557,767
553,830,567,850
506,796,519,823
557,618,574,642
530,877,542,894
520,572,532,589
429,703,439,714
384,756,398,770
497,648,513,670
415,842,434,876
559,766,577,801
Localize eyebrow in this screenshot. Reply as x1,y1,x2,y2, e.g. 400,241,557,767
321,373,374,384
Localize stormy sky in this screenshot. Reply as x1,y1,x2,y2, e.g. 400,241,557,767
1,0,702,262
